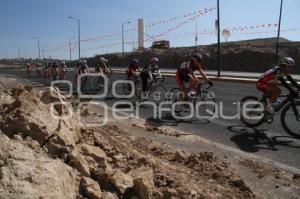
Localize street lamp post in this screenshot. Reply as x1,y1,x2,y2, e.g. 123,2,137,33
275,0,283,62
217,0,221,77
69,16,81,60
69,38,72,61
122,21,130,56
31,37,41,61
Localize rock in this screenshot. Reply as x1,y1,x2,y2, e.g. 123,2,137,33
172,151,185,162
230,178,251,192
13,134,23,141
81,144,107,164
101,192,119,199
129,167,154,199
110,170,134,194
293,173,300,180
81,177,102,199
112,154,124,163
69,150,90,177
94,162,114,185
0,132,77,198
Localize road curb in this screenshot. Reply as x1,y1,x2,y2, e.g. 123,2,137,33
113,69,257,83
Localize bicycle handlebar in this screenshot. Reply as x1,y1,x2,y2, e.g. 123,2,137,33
198,80,213,90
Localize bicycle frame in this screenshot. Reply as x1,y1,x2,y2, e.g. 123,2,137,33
261,90,300,120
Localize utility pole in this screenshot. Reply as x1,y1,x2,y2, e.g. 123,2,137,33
69,38,72,61
192,20,198,47
42,45,48,60
122,21,130,56
69,16,81,60
275,0,283,62
217,0,221,77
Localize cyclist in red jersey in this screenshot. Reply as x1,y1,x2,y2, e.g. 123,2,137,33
257,57,299,113
126,59,140,80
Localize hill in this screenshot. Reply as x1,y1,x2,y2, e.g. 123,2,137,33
81,37,300,74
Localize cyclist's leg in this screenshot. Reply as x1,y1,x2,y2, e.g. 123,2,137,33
175,72,186,100
189,77,199,92
257,82,281,113
141,73,148,92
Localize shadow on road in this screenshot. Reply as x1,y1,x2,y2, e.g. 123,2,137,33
228,125,300,153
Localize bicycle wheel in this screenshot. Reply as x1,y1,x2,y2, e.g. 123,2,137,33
195,89,216,118
168,88,183,113
149,83,167,104
94,76,105,92
81,77,92,94
240,96,265,127
135,79,142,98
123,81,132,95
281,101,300,138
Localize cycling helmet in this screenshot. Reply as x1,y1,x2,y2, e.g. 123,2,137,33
99,57,108,63
131,59,139,65
279,57,295,66
191,53,203,63
61,62,66,65
151,57,159,62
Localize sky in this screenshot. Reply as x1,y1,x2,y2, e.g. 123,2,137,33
0,0,299,60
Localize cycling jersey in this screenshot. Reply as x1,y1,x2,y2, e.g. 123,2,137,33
257,66,283,91
142,63,159,74
126,64,139,78
98,62,111,76
176,61,199,83
78,63,89,74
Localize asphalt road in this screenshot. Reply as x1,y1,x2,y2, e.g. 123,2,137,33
1,67,300,169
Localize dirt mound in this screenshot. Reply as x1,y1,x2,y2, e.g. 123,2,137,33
0,130,77,198
0,85,256,198
0,85,79,158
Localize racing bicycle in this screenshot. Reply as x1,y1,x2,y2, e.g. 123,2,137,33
240,88,300,138
168,81,216,118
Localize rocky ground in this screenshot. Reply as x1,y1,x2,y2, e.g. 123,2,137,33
0,76,299,198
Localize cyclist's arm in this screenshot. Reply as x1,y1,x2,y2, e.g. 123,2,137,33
99,67,104,75
107,65,113,73
198,68,210,82
278,76,297,95
156,69,162,78
286,75,300,89
148,70,153,81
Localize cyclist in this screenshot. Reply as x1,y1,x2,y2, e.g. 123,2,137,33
59,61,67,79
51,62,59,80
126,59,140,80
79,59,89,74
26,63,32,77
256,57,300,115
98,57,113,77
175,53,212,100
141,57,161,92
